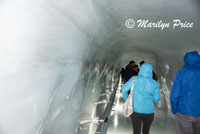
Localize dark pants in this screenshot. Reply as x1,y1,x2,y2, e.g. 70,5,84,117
130,112,154,134
175,112,200,134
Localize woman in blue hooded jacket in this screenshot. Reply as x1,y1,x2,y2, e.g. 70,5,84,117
122,63,160,134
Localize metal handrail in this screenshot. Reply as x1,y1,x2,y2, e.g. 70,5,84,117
95,76,120,134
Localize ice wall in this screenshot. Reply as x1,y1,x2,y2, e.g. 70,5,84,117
0,0,200,134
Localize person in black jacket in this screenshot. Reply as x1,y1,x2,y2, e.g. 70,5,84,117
123,61,135,83
120,68,125,83
133,65,139,76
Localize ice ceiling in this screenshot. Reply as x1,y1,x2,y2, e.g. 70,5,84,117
0,0,199,134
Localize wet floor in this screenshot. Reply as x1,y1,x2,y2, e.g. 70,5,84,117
78,76,176,134
107,82,176,134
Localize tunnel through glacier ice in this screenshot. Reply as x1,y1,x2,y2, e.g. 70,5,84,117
0,0,200,134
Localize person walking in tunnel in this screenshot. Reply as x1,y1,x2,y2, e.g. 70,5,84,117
122,63,161,134
170,51,200,134
123,60,135,83
120,67,125,83
133,64,139,76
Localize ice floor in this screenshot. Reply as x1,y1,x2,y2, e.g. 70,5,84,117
77,76,176,134
107,82,176,134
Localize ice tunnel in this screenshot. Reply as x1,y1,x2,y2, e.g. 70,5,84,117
0,0,200,134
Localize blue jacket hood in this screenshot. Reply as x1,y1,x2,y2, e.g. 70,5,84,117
138,63,153,78
184,51,200,67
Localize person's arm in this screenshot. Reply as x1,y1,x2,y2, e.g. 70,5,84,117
121,77,134,101
170,71,181,114
153,71,158,81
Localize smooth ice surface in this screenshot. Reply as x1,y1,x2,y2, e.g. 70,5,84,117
0,0,200,134
107,78,176,134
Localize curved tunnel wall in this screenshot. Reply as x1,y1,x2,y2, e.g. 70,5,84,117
0,0,200,134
